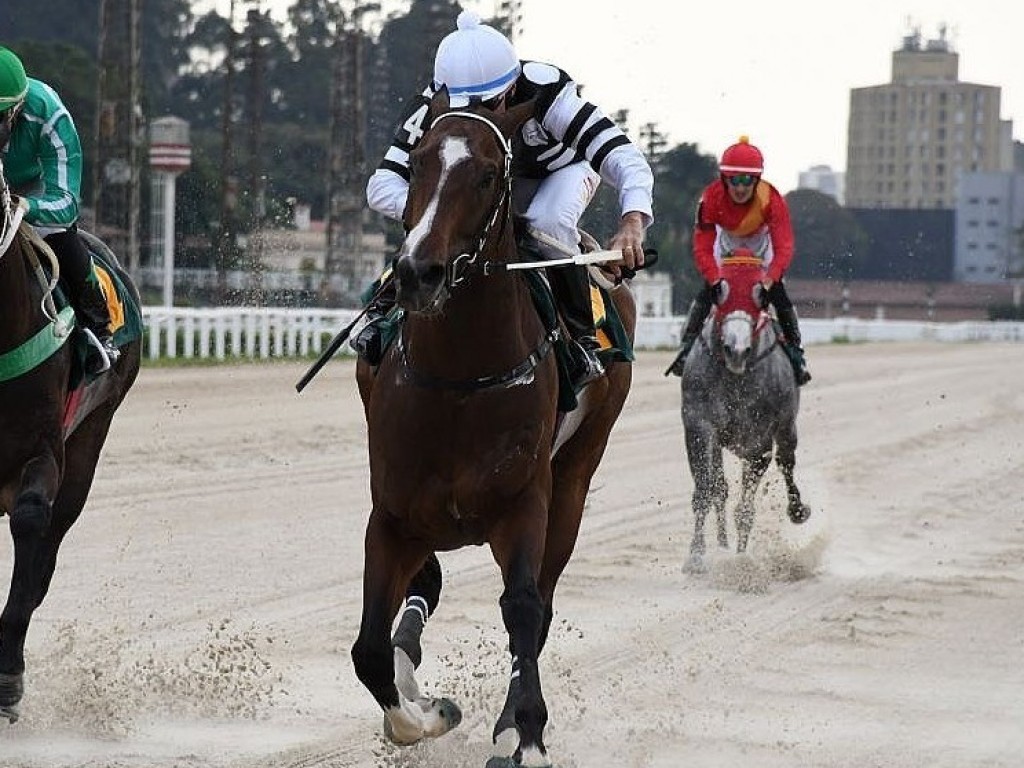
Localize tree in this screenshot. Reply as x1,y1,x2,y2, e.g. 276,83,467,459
645,142,718,312
786,188,869,280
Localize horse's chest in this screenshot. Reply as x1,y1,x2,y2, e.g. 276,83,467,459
373,415,551,523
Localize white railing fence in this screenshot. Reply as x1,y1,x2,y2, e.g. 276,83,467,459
139,306,1024,361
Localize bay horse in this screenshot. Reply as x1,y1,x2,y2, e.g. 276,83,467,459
679,250,810,571
0,168,141,722
352,88,635,767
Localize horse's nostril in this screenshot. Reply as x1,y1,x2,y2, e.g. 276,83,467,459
395,259,417,289
420,264,445,289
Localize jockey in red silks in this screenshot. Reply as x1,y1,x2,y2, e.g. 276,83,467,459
667,136,810,385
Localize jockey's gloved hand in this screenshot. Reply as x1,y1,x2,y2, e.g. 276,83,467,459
753,283,770,309
711,279,727,305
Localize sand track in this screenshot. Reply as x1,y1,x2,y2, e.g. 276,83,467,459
3,344,1022,767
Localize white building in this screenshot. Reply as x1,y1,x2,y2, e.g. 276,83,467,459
955,172,1024,283
797,164,846,205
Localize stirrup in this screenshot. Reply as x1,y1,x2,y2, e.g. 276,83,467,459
351,314,387,366
571,340,605,390
82,328,119,374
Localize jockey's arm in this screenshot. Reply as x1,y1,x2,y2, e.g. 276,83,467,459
765,187,795,283
366,167,408,223
540,79,653,270
366,87,433,222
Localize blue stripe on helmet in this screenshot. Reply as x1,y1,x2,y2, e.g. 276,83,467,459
446,65,520,97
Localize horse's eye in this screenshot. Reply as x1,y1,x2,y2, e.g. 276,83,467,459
479,169,496,190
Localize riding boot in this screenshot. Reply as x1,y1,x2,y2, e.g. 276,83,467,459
350,278,397,367
775,305,812,385
665,288,713,377
75,278,120,374
548,264,604,390
47,227,119,375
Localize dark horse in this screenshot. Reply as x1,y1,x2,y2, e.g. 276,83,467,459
680,250,809,571
0,169,141,722
352,89,635,767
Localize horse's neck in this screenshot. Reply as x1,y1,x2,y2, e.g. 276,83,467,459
0,238,41,346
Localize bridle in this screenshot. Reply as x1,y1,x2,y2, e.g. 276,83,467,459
426,110,513,289
398,109,559,392
709,308,778,371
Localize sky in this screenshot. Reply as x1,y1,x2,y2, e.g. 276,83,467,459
210,0,1024,195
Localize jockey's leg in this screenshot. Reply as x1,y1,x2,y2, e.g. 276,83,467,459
666,283,714,376
769,281,811,385
45,225,119,374
518,161,604,391
351,274,397,367
548,263,604,389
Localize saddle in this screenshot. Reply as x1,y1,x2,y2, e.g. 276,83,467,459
359,252,634,414
14,227,142,387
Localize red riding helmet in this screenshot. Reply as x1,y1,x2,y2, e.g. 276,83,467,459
719,135,764,176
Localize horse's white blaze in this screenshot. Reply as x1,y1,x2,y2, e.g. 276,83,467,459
720,312,754,374
402,136,471,259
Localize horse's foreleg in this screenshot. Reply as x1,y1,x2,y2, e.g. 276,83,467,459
490,461,590,755
776,428,810,524
392,553,442,703
736,450,771,553
490,511,551,768
0,452,62,722
685,427,724,570
351,514,460,746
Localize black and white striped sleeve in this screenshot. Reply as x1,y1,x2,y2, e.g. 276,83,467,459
541,76,654,223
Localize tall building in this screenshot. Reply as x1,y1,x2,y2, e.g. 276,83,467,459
797,164,846,205
846,26,1013,209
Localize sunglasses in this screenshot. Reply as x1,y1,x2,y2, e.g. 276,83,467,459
726,174,758,187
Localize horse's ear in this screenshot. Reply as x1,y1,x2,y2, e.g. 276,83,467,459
428,86,452,123
498,97,536,140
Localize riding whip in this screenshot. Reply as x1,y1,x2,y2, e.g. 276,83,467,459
294,275,393,393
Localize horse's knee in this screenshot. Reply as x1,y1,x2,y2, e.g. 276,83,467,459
499,580,544,637
9,491,52,540
352,637,398,708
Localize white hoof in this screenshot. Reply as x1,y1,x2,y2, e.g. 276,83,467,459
383,695,462,745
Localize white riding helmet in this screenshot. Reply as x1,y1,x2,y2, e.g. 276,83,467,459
433,10,520,108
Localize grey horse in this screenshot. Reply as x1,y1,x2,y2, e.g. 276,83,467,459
679,262,810,570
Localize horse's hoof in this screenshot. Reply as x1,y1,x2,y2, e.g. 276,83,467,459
383,696,462,744
435,696,462,732
0,672,23,718
485,755,551,768
788,504,811,524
